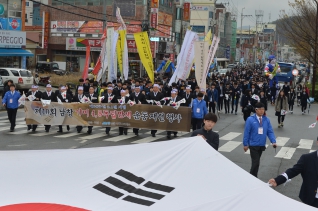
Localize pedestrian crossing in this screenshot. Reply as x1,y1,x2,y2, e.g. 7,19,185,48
1,116,317,159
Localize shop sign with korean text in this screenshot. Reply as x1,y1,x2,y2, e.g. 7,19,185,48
66,38,102,51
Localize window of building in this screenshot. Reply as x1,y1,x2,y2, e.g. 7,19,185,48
26,2,29,6
209,11,213,19
160,0,164,5
176,8,181,20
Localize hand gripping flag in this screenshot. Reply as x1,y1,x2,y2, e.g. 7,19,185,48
18,93,26,106
127,100,136,106
154,100,162,108
146,100,154,104
57,97,63,104
118,97,126,104
308,115,318,128
108,95,114,103
81,96,91,104
171,98,186,110
99,96,105,103
251,94,260,102
27,95,36,102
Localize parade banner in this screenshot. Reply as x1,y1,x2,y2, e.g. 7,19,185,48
176,31,198,81
82,46,90,79
98,31,108,82
24,102,191,132
195,41,209,90
169,30,192,86
134,32,154,83
107,28,116,82
200,36,220,88
1,138,316,210
120,30,129,80
204,29,212,45
117,31,123,75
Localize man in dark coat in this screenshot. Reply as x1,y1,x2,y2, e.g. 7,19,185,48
165,90,183,139
26,85,42,132
41,84,57,132
85,86,99,134
129,86,147,135
56,86,72,133
101,87,118,135
147,84,164,137
268,150,318,208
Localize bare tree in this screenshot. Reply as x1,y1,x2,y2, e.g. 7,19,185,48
278,0,318,96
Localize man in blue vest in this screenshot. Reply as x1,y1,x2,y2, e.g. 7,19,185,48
2,84,21,132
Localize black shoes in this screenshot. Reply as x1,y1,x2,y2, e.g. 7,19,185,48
167,135,171,139
57,130,63,133
27,125,31,131
174,134,178,137
87,130,92,135
67,126,70,131
134,132,139,136
151,134,156,137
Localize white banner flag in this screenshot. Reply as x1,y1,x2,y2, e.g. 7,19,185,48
107,28,115,82
194,41,209,90
169,30,198,86
98,35,108,82
200,36,220,88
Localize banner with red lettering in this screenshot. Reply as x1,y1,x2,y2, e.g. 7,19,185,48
24,102,191,132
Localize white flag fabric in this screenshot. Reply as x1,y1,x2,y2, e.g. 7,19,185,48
27,95,36,102
57,97,63,104
40,99,50,107
0,137,316,210
18,93,26,106
80,96,91,104
107,28,117,82
168,31,198,85
98,33,108,82
309,122,316,128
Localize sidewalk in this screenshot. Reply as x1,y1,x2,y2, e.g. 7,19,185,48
0,85,58,111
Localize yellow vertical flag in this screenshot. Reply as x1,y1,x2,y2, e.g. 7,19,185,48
134,32,154,83
117,31,123,75
204,29,212,45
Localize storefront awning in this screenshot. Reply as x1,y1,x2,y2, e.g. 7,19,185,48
0,49,34,57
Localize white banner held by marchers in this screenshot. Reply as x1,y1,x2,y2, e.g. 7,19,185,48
194,41,209,90
200,36,220,88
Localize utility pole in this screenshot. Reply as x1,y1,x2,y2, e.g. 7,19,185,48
240,7,252,61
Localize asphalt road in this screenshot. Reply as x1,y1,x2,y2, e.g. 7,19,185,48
0,102,317,203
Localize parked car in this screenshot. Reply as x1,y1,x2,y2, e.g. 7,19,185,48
0,68,34,93
0,75,3,93
36,61,66,75
217,68,229,75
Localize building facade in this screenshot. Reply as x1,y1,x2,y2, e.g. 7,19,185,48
0,0,32,68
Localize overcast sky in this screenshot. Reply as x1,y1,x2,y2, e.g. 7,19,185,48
228,0,291,27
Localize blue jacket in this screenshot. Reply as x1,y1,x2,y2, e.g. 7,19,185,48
243,114,276,146
191,98,208,119
207,89,219,103
156,60,176,73
2,90,21,109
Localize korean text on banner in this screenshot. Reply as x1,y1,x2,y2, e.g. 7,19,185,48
195,41,209,90
200,36,220,88
24,102,191,132
176,31,198,81
117,32,123,75
82,46,90,80
120,30,129,80
107,28,116,82
134,32,154,83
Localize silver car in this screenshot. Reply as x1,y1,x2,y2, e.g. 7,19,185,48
0,68,34,93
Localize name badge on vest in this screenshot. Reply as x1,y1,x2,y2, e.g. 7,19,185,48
9,99,13,104
196,108,200,113
258,127,263,135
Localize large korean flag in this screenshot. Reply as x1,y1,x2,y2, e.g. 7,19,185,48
0,137,316,210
